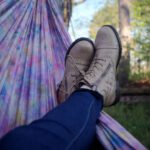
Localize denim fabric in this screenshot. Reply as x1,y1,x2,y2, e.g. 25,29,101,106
0,90,103,150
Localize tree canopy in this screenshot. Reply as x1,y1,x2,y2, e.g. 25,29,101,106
90,0,118,39
132,0,150,65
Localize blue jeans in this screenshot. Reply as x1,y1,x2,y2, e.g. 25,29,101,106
0,89,104,150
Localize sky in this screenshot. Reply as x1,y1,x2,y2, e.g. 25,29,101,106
69,0,105,40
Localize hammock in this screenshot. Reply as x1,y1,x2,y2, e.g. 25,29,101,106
0,1,147,149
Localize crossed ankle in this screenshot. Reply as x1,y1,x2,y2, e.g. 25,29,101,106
80,86,104,101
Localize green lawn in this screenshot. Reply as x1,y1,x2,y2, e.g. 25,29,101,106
104,102,150,149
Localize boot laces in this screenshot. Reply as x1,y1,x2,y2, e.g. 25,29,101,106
83,56,115,90
58,55,86,95
85,56,109,78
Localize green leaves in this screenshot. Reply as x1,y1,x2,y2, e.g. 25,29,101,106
89,0,118,39
131,0,150,65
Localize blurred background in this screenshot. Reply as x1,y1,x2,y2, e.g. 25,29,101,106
57,0,150,148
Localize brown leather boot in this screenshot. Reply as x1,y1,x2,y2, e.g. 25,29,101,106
57,38,95,103
81,25,122,106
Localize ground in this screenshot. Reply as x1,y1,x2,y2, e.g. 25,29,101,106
104,102,150,149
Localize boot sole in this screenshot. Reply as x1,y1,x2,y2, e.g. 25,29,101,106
65,37,95,64
103,25,122,106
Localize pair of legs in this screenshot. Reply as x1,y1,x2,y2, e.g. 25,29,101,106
0,90,104,150
0,25,122,150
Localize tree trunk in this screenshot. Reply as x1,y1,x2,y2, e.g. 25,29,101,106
56,0,72,27
118,0,131,86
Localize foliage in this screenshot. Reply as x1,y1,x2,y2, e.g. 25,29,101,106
89,0,118,39
132,0,150,27
129,71,150,82
104,102,150,149
131,0,150,64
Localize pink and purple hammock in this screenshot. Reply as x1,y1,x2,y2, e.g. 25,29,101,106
0,0,147,149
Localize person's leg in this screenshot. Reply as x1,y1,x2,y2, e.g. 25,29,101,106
0,89,103,150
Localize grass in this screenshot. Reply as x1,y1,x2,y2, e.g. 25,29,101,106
104,102,150,149
129,71,150,82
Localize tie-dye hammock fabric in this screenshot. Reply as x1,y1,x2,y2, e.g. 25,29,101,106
0,0,147,149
